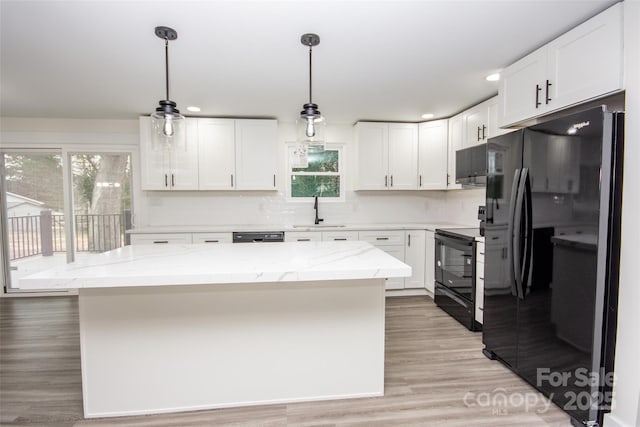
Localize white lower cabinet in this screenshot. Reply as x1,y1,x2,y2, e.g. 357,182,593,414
192,233,232,244
322,231,359,241
130,233,193,245
404,230,426,289
284,231,321,242
358,230,406,290
424,230,435,295
475,241,485,324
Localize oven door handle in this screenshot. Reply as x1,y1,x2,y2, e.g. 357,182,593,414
507,168,522,298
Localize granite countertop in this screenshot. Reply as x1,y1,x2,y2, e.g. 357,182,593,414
18,241,411,290
126,223,473,234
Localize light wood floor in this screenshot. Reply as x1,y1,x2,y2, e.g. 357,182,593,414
0,295,573,426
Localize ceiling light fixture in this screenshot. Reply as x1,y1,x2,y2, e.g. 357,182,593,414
150,26,185,150
297,33,325,151
486,73,501,82
421,113,435,120
186,106,201,112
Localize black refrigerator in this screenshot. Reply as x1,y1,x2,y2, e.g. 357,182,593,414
482,106,623,427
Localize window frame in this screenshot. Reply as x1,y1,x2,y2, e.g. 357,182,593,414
285,143,345,203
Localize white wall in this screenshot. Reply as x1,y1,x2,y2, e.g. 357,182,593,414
604,1,640,426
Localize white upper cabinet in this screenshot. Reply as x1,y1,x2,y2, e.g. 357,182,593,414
499,2,623,127
141,117,277,192
447,114,464,190
140,117,199,191
198,119,236,190
418,120,448,190
355,122,417,190
355,122,388,190
235,119,278,190
388,123,418,190
463,102,490,147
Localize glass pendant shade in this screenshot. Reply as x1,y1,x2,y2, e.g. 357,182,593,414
296,114,325,152
151,100,186,150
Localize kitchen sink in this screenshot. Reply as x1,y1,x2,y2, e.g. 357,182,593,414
292,224,346,228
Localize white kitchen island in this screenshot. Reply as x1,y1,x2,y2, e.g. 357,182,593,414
19,241,410,418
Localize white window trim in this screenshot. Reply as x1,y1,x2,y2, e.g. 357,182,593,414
285,143,345,203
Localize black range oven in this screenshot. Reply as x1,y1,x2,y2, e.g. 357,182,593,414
434,228,481,331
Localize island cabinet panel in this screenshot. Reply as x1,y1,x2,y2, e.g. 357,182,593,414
418,120,448,190
499,2,623,127
78,280,386,418
140,117,200,190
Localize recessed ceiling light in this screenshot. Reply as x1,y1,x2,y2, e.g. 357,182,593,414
421,113,435,119
486,73,500,82
186,106,201,112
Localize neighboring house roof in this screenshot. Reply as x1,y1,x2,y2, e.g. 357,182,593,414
6,192,45,209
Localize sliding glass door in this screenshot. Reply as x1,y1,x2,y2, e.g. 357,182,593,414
1,151,69,292
1,149,132,292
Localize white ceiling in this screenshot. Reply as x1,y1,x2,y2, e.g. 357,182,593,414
0,0,619,125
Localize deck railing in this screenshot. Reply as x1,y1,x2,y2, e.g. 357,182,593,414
7,210,131,261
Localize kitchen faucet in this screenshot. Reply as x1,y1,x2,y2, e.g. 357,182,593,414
314,196,324,225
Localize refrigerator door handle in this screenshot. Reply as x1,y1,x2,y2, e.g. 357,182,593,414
520,169,533,299
507,168,522,298
513,168,528,300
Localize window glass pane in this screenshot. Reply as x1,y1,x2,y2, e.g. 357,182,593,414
3,152,67,290
292,150,339,173
291,175,340,198
71,153,132,253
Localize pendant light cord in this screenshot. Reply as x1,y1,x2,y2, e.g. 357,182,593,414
164,37,170,101
308,45,313,104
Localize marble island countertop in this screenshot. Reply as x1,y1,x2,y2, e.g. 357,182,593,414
18,241,411,290
126,222,473,234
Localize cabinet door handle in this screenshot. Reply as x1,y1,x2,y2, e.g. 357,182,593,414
482,125,487,140
535,84,542,108
164,174,168,187
390,175,394,187
408,234,411,247
376,237,389,241
273,174,276,187
419,175,422,187
171,174,175,187
385,175,388,187
545,79,552,104
231,174,234,187
204,239,219,243
297,238,311,242
334,238,347,241
153,240,169,244
477,126,482,141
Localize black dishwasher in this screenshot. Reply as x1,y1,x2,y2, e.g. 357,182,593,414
232,231,285,243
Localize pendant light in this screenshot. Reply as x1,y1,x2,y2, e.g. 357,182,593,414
150,26,185,151
297,33,325,152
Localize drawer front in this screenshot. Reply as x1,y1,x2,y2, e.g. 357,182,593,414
358,230,405,246
322,231,360,241
192,233,232,244
130,233,193,245
284,231,321,242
